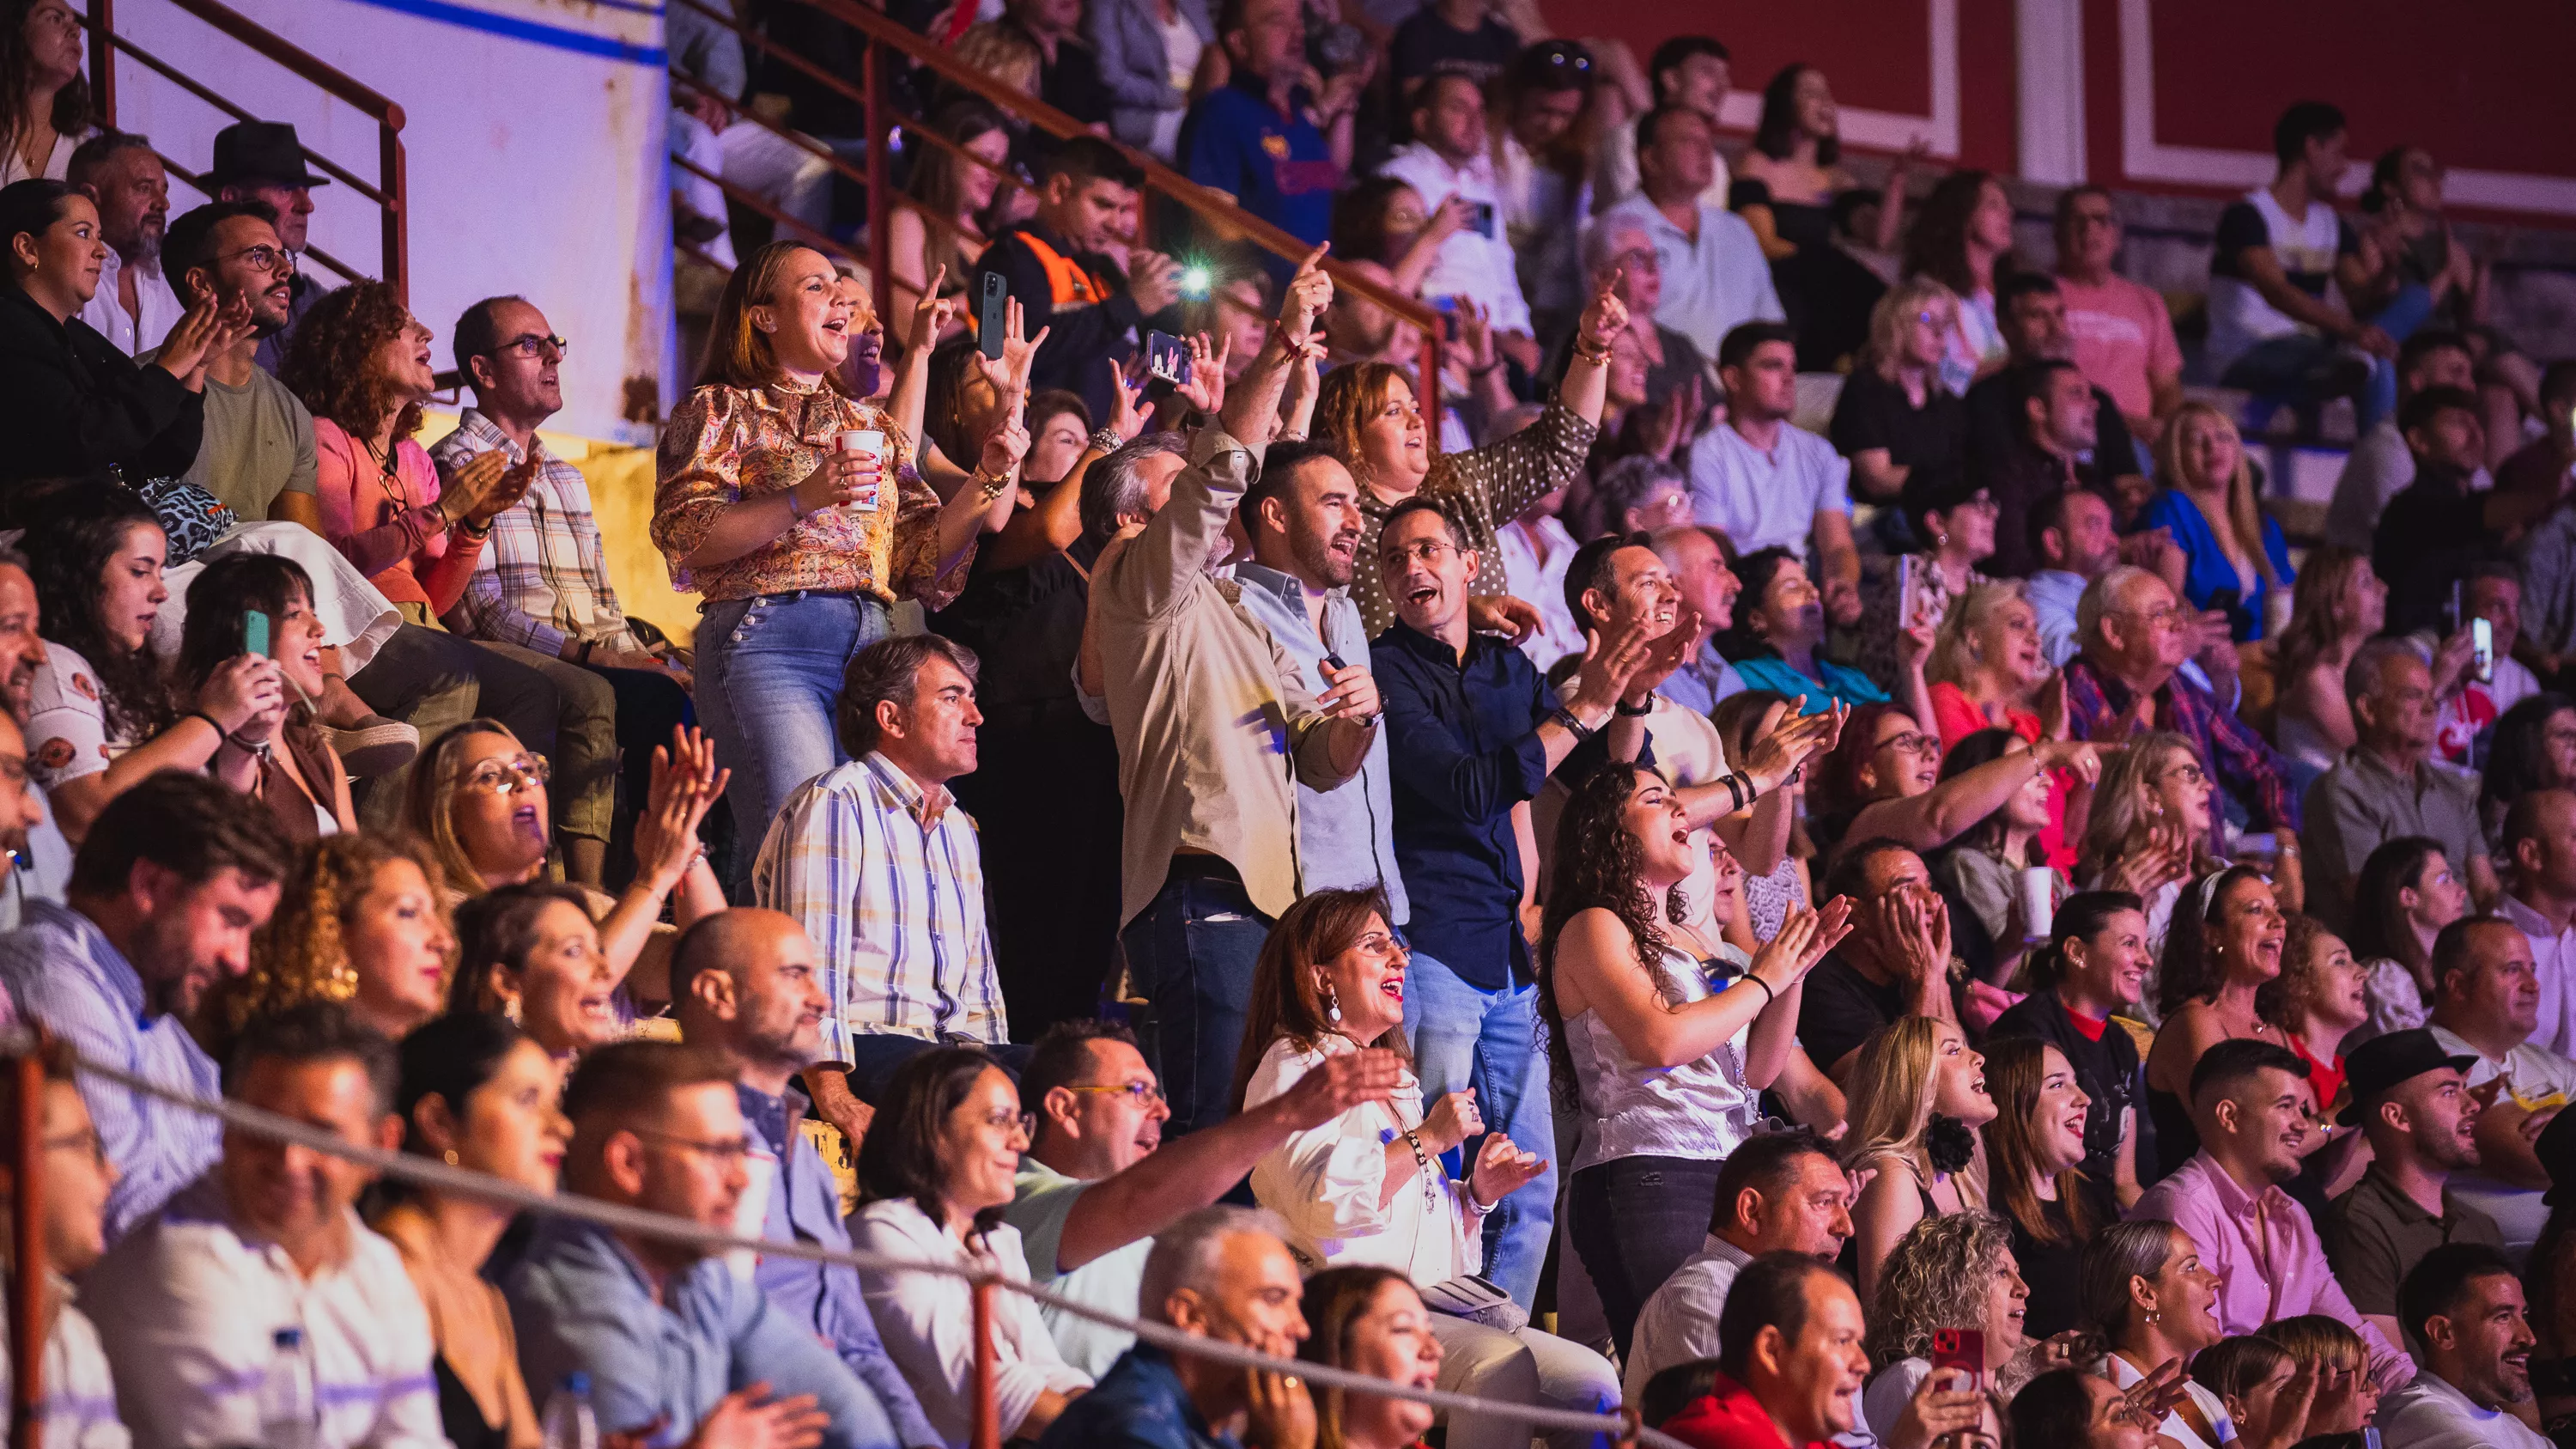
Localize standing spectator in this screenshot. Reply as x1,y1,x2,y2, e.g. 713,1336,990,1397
0,0,88,186
2323,330,2480,553
2141,867,2294,1170
2379,1244,2549,1449
1990,890,2157,1196
2139,403,2293,642
1729,64,1905,373
1009,0,1115,131
1902,170,2015,395
1389,0,1521,90
1494,41,1594,318
0,1041,122,1449
1377,68,1537,370
0,771,289,1240
2130,1037,2414,1385
2052,186,2184,445
887,100,1009,321
2305,640,2492,935
1587,35,1730,213
155,201,318,527
1181,0,1355,258
2203,102,2391,424
1830,277,1967,510
435,295,692,886
2502,368,2576,643
2427,913,2571,1261
1497,486,1583,669
1087,0,1212,160
65,131,174,356
1592,107,1783,360
1686,324,1859,620
2322,1028,2498,1349
1649,524,1744,713
975,137,1181,423
204,121,324,372
85,1005,447,1449
507,1041,893,1449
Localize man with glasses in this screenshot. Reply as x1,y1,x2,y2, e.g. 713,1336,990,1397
153,200,319,527
1562,216,1712,416
671,908,942,1449
434,294,691,889
204,120,325,374
508,1039,904,1449
1005,1019,1401,1374
2051,186,2185,447
2065,565,2300,861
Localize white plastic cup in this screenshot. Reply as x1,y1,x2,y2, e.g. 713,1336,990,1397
2020,866,2056,943
836,429,885,514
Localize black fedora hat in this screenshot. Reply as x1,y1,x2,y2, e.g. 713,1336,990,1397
206,121,329,190
2337,1027,2477,1127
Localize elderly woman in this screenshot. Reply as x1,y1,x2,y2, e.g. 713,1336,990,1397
1236,888,1619,1449
1297,1267,1446,1449
850,1046,1091,1445
1843,1015,1998,1300
216,831,455,1042
1858,1212,2030,1438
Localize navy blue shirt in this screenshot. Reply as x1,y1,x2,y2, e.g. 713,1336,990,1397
1180,72,1340,262
1034,1342,1238,1449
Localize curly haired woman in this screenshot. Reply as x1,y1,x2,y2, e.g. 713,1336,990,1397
211,830,456,1043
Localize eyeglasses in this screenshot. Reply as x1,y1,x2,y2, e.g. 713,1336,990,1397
1874,730,1937,757
1353,931,1404,958
1383,539,1459,567
460,753,551,795
41,1127,104,1166
489,332,569,361
981,1108,1037,1140
213,242,294,274
1065,1081,1165,1105
631,1127,753,1166
2153,762,2208,788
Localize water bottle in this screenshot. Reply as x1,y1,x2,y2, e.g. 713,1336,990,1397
540,1372,600,1449
257,1326,317,1449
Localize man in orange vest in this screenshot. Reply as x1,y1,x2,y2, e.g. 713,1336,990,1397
974,137,1183,423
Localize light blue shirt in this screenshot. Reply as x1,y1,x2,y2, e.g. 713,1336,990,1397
1685,420,1852,557
1594,193,1783,356
2026,569,2089,669
1656,639,1747,716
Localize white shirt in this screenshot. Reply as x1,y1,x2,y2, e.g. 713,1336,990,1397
1686,419,1852,554
2380,1370,2554,1449
83,1177,447,1449
2099,1351,2237,1449
2495,896,2576,1064
1862,1360,1933,1444
1591,193,1783,357
0,127,85,186
77,249,182,356
1247,1032,1483,1283
0,1276,128,1449
848,1197,1091,1446
1623,1234,1748,1402
2429,1021,2574,1254
1495,131,1589,316
2208,186,2345,368
1376,143,1534,336
1495,514,1584,670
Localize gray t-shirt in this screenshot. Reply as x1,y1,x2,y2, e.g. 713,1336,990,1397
1002,1160,1154,1379
138,350,318,521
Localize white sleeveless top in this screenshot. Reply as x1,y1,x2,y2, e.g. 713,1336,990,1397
1565,941,1763,1172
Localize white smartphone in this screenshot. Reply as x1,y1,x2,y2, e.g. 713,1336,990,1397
2474,617,2495,683
1895,553,1917,628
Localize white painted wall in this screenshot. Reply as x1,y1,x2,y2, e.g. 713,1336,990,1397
106,0,671,444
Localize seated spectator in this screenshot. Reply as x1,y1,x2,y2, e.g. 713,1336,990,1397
755,635,1009,1114
1683,323,1866,621
1716,548,1890,714
2512,371,2576,659
0,0,88,188
434,295,691,887
1730,62,1901,372
0,770,289,1239
1831,277,1967,509
1378,68,1538,372
1965,274,2148,566
2052,186,2184,445
373,1013,565,1449
1711,691,1826,943
2425,912,2570,1258
204,121,322,369
2380,1244,2549,1449
1007,1018,1399,1375
2523,1113,2576,1429
2342,144,2484,399
851,1046,1092,1444
508,1040,888,1448
1006,0,1113,132
1857,1213,2028,1439
2078,1221,2234,1446
2065,567,2302,857
1021,389,1094,487
1983,1035,2114,1338
2502,788,2576,1059
447,883,628,1062
2074,732,2215,948
2323,1027,2497,1349
2142,867,2293,1167
1902,171,2014,396
1499,486,1583,670
0,1039,122,1449
213,831,453,1041
1851,473,1993,694
653,241,1011,892
2007,1368,2164,1449
2265,1316,2383,1434
1991,891,2155,1195
1926,729,2070,983
666,910,942,1446
2270,548,2389,788
2264,912,2372,1127
1623,1130,1854,1402
975,138,1179,424
176,553,354,840
2141,403,2294,642
888,100,1007,320
1563,204,1714,419
2203,102,2391,423
1294,1266,1445,1449
1592,455,1695,537
2482,695,2576,852
2324,330,2480,553
153,200,317,526
0,177,218,490
1594,107,1783,360
66,133,170,359
1234,888,1619,1449
1389,0,1522,91
1543,761,1847,1353
2347,836,2471,1042
2131,1036,2414,1382
1086,0,1209,160
1793,840,1955,1079
87,1004,445,1448
2427,562,2540,771
1327,177,1449,312
2025,486,2125,668
1181,0,1350,256
1924,579,2049,750
1587,35,1730,213
1842,1016,1996,1299
2188,1336,2316,1448
2305,641,2491,935
1492,41,1594,317
1033,1205,1314,1449
1807,701,2093,866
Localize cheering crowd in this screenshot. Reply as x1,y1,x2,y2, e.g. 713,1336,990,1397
0,0,2572,1446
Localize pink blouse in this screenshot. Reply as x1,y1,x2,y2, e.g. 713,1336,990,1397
313,417,485,614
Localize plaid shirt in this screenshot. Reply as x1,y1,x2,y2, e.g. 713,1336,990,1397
752,752,1006,1059
430,408,635,656
2063,656,2302,844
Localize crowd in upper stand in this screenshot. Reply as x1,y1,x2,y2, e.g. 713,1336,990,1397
1,0,2575,1446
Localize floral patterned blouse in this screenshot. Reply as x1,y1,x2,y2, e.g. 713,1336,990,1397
1350,403,1599,639
651,379,972,608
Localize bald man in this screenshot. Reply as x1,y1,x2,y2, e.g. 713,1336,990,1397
671,910,941,1449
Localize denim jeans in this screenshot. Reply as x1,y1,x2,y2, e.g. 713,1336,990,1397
347,619,562,832
696,592,890,898
842,1034,1036,1105
2219,332,2372,436
1119,866,1273,1137
2357,281,2438,432
1402,950,1557,1309
1566,1155,1727,1359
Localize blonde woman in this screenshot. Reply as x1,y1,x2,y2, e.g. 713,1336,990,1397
1858,1212,2031,1440
1926,580,2054,750
1828,276,1966,503
1844,1015,1997,1300
2078,732,2220,959
2137,402,2293,642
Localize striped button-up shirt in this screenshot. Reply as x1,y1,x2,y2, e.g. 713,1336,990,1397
753,752,1007,1059
0,900,222,1243
432,407,637,657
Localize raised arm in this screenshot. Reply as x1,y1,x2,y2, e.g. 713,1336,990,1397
1848,739,2099,851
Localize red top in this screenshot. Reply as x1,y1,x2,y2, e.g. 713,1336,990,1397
1927,681,2074,869
2289,1034,2347,1112
2064,1005,2111,1042
1660,1372,1830,1449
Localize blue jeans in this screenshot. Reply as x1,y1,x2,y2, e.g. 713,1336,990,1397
2220,332,2372,437
1403,950,1557,1310
2357,281,2438,432
695,592,890,898
841,1034,1036,1105
1120,867,1273,1137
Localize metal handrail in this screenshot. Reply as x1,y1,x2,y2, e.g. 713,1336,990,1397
82,0,409,300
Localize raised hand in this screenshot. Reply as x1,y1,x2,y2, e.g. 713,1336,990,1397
1468,1132,1545,1204
1465,594,1541,645
1455,297,1498,375
978,411,1033,481
1625,606,1704,697
1128,247,1184,315
152,291,229,381
908,264,956,352
1279,241,1334,333
1748,907,1822,989
2037,668,2069,740
635,724,730,895
1883,1367,1986,1449
198,653,284,734
1175,331,1230,415
1743,699,1844,788
1575,267,1630,352
1562,617,1654,718
1105,359,1148,443
790,441,879,515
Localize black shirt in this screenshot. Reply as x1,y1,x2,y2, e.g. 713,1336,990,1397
972,219,1147,423
1829,368,1967,504
2008,1176,2117,1340
0,286,204,489
1964,371,2140,570
1796,956,1907,1077
1988,989,2154,1186
1039,36,1115,129
929,530,1102,718
1389,10,1520,88
2372,465,2491,636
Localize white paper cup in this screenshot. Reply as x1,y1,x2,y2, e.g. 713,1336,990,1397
835,429,884,513
2020,866,2056,942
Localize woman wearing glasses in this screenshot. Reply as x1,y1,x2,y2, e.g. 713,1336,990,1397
851,1045,1092,1446
1234,888,1619,1449
2076,733,2221,959
1803,701,2097,865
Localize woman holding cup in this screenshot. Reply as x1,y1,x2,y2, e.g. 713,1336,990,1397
653,240,1028,882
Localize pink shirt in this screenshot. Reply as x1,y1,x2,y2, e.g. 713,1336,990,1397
313,417,483,614
2057,273,2182,426
2130,1152,2415,1388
